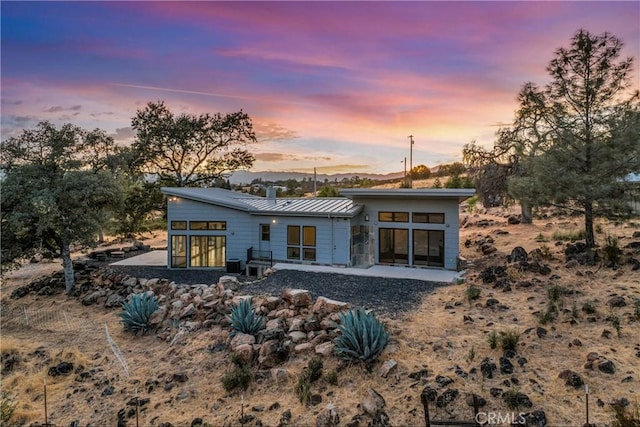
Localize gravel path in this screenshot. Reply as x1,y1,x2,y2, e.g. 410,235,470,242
110,265,444,317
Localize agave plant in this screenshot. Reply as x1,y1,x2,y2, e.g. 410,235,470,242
119,292,159,334
334,308,389,365
229,298,266,336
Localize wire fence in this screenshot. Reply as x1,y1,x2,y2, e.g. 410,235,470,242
1,303,95,332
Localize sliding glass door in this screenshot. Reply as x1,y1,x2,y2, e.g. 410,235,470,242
379,228,409,264
413,230,444,267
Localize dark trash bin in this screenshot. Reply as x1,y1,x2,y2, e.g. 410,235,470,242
226,259,241,274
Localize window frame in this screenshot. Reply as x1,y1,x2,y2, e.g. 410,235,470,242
260,224,271,241
412,212,445,224
287,225,316,261
171,221,187,230
378,211,409,222
189,221,227,230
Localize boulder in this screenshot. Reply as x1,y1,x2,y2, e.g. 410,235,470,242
231,333,256,350
436,389,459,408
559,370,583,389
281,289,313,307
288,331,307,344
312,296,349,314
508,246,528,263
234,344,254,363
314,341,334,357
378,360,398,378
316,404,339,427
361,388,385,416
219,275,240,291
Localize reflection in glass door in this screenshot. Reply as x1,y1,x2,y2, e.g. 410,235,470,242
190,235,226,267
413,230,444,267
379,228,409,264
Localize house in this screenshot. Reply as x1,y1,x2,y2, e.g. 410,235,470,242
161,187,474,273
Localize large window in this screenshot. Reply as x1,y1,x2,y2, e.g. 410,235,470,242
378,212,409,222
171,235,187,268
189,235,226,267
412,212,445,224
190,221,226,230
413,230,444,267
287,225,316,261
378,228,409,264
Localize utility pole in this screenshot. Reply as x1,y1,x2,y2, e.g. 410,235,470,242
402,157,407,185
408,135,414,188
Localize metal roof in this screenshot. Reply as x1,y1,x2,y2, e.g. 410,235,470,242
241,197,362,217
340,188,475,202
161,187,362,218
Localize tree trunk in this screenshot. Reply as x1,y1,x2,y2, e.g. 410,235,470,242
61,243,75,293
98,227,104,244
520,200,533,224
584,199,595,248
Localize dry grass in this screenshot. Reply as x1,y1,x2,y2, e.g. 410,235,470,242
1,214,639,425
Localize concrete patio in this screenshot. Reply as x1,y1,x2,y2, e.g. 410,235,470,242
111,250,464,284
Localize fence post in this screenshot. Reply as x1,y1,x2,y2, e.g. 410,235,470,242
44,380,48,426
472,394,480,426
585,384,589,427
420,389,431,427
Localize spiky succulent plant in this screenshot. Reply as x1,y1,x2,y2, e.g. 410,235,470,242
118,292,159,334
228,298,266,336
334,308,389,365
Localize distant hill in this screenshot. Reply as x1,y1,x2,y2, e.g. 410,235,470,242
229,170,405,185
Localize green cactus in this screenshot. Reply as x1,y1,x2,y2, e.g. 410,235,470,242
334,308,389,365
228,298,265,336
119,292,159,334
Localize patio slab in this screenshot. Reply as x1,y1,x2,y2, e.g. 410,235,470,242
110,250,167,266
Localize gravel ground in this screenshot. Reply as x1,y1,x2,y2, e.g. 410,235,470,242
110,265,445,317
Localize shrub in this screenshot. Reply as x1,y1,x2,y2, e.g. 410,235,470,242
582,301,597,315
503,389,525,410
308,355,323,382
539,244,553,261
547,285,564,305
1,392,15,425
325,369,338,386
538,304,557,325
571,303,580,321
119,292,159,334
296,356,323,405
553,229,585,242
611,400,640,427
466,195,479,213
606,314,622,338
334,308,389,366
487,331,498,350
499,330,520,352
221,353,252,393
633,298,640,322
229,299,266,336
602,235,621,267
467,346,476,363
465,285,481,304
534,233,548,243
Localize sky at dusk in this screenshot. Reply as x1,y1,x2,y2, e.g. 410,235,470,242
2,1,639,174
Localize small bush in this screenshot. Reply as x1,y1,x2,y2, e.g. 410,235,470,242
119,292,159,334
506,265,522,281
534,233,548,243
308,355,323,383
465,285,481,303
221,353,252,393
466,195,479,213
538,304,557,325
633,298,640,322
467,346,476,363
228,299,266,336
539,244,553,261
611,400,640,427
503,389,524,410
553,229,585,242
1,391,15,425
295,369,312,405
606,315,622,338
595,223,604,234
499,330,520,353
296,357,324,405
487,331,498,350
325,369,338,386
334,308,389,366
571,303,580,321
602,235,621,267
547,285,564,304
582,301,597,315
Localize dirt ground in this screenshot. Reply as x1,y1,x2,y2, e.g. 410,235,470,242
1,210,639,427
